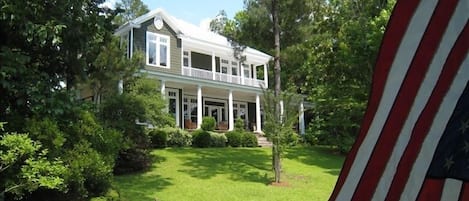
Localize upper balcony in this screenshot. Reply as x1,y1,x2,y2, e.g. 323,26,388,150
180,50,268,88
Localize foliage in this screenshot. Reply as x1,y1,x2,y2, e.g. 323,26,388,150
241,132,258,147
0,123,66,200
166,128,192,147
115,147,345,201
148,129,168,148
191,130,212,148
225,131,242,147
263,89,301,182
62,142,114,199
113,0,149,25
87,37,145,104
114,148,152,175
100,77,172,173
200,117,216,131
226,130,258,148
209,132,227,147
0,0,117,122
301,0,395,153
234,118,245,131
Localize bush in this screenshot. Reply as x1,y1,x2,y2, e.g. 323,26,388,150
209,132,227,147
201,117,216,131
192,130,211,148
225,131,242,147
149,129,168,148
167,128,192,147
113,148,152,175
234,118,245,131
242,132,258,147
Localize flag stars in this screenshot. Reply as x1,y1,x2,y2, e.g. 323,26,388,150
444,156,454,171
460,119,469,134
463,141,469,154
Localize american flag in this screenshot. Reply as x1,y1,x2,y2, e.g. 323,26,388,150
329,0,468,200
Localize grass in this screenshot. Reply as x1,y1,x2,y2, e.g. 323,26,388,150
114,146,344,201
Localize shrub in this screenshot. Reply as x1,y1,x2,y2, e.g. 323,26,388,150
200,117,216,131
209,132,227,147
113,148,152,175
225,131,242,147
148,129,168,148
192,130,211,148
167,128,192,147
242,132,258,147
234,118,245,131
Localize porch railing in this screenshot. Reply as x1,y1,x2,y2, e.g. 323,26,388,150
183,67,266,88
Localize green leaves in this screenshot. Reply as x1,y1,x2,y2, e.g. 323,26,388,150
0,133,66,198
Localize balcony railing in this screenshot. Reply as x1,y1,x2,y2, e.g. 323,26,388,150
183,67,266,88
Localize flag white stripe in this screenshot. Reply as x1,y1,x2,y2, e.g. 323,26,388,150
335,1,439,200
372,2,469,200
441,179,463,201
401,56,469,201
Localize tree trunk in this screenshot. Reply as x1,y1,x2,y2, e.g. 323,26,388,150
271,0,282,183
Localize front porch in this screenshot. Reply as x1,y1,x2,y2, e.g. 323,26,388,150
160,80,264,133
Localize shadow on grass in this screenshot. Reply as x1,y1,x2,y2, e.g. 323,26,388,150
114,154,172,201
284,146,345,176
167,148,272,184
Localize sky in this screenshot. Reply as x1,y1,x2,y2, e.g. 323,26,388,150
103,0,244,29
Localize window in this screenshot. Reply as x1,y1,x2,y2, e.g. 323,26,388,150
146,32,170,68
243,64,250,78
221,59,229,74
231,61,238,76
183,51,190,67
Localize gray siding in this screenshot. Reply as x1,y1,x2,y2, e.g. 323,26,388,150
133,18,181,75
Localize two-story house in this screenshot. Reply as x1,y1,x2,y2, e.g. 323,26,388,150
115,9,272,132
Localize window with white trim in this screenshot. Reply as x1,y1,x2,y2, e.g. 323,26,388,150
146,32,170,68
183,51,190,67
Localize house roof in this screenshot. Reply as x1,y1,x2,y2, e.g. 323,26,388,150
115,8,272,63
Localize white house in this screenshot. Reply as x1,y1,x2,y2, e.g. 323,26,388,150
115,9,306,134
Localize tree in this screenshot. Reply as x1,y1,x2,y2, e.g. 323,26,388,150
87,37,145,105
113,0,149,25
301,0,395,153
262,89,301,183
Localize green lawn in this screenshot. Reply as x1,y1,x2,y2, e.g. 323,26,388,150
114,146,344,201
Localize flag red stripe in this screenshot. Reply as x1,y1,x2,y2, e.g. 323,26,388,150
416,179,445,201
385,23,469,201
329,1,420,199
458,182,469,201
351,1,459,200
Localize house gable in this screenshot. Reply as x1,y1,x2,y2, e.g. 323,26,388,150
133,15,182,75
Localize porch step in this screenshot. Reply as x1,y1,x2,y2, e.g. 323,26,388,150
255,134,272,147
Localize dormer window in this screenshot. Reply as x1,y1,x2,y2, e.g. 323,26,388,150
146,32,170,68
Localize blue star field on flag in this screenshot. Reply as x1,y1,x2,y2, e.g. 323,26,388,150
427,81,469,181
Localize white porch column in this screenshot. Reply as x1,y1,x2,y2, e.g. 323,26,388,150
228,89,234,131
240,63,245,85
211,52,216,80
299,101,305,135
263,63,268,88
160,80,166,96
197,85,203,129
255,93,262,133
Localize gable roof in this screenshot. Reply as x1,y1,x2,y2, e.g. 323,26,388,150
115,8,272,63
